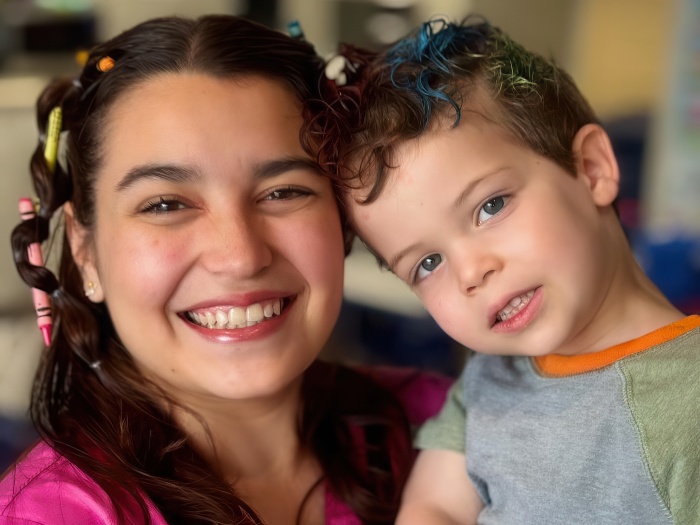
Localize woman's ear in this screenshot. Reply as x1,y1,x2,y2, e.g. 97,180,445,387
572,123,620,207
64,202,104,302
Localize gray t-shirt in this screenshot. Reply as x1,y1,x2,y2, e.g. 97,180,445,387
417,318,700,525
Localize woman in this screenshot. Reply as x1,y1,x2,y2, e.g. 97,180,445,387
2,15,449,524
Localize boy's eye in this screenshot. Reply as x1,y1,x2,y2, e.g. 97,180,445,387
415,253,443,283
477,195,509,224
141,196,187,214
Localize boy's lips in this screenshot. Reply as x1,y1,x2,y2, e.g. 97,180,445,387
490,287,539,327
180,295,295,330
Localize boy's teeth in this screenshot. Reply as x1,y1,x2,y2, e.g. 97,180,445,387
497,290,535,322
188,299,283,330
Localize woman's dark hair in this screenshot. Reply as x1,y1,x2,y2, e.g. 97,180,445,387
10,15,411,524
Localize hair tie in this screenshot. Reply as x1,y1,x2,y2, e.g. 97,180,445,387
287,20,305,41
325,55,350,87
74,49,89,67
96,56,115,73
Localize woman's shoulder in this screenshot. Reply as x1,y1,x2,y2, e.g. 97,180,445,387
355,365,455,426
0,440,166,524
0,441,116,523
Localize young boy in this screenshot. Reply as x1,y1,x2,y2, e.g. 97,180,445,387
310,18,700,525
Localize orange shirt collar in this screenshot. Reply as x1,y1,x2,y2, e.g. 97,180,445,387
534,315,700,377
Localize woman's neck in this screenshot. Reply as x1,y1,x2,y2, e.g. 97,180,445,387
171,375,325,525
173,376,303,475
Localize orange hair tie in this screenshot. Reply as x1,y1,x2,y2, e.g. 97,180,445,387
96,56,115,73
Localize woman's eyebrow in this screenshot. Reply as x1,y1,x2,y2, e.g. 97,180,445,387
116,164,201,192
253,156,322,179
115,157,321,192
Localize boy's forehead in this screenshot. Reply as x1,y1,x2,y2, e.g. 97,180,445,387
348,108,508,198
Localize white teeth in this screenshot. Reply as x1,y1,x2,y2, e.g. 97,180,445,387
247,304,264,323
215,310,228,327
497,290,535,322
228,307,246,327
187,299,283,330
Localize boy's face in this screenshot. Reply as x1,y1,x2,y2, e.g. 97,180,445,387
349,117,622,357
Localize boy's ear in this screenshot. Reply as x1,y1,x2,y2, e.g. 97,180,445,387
572,123,620,207
64,202,104,302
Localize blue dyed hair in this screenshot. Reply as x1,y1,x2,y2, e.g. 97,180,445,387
309,17,598,204
384,19,488,127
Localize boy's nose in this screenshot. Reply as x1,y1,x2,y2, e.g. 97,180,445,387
453,243,500,295
199,213,272,278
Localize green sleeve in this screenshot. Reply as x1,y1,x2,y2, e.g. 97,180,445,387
620,327,700,524
414,369,466,453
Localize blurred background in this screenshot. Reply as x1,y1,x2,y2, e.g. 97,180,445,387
1,0,699,470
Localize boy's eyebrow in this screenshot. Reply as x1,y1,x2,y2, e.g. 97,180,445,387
362,240,390,270
452,167,508,211
452,177,485,211
115,157,321,192
388,243,418,274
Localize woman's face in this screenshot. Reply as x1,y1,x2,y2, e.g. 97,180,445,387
71,74,345,405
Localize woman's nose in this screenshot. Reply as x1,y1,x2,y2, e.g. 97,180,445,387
199,212,273,279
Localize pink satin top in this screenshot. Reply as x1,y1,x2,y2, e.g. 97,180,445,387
0,367,451,524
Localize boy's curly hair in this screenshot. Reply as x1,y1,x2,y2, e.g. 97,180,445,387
305,17,599,204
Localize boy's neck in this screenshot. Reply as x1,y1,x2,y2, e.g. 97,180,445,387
548,212,684,357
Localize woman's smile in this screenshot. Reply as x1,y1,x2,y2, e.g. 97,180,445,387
183,297,290,330
85,74,345,400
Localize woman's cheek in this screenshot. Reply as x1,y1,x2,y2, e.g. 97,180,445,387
101,230,190,301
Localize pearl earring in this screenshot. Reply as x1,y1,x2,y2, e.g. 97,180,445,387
85,281,96,297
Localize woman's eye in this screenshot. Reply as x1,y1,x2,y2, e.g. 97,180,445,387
141,196,187,214
263,186,312,201
415,254,443,283
477,195,509,224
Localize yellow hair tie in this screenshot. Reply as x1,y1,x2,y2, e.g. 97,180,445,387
44,107,62,173
75,49,89,67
